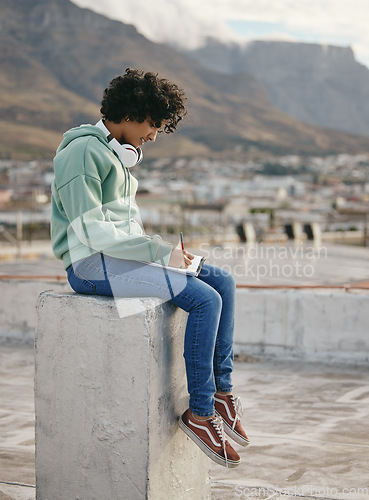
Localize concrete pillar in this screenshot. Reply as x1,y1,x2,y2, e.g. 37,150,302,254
35,291,211,500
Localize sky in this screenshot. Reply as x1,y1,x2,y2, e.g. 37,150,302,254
72,0,369,68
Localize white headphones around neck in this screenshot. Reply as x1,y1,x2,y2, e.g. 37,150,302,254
95,119,143,168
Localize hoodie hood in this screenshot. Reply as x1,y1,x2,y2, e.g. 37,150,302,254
56,124,109,154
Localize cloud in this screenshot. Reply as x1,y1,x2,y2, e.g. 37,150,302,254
72,0,369,66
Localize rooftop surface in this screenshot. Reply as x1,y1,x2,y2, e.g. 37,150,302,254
1,347,368,500
0,241,369,288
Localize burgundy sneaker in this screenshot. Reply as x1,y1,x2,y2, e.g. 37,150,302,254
214,393,249,447
179,409,240,468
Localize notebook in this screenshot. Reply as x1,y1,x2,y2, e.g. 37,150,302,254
147,254,206,277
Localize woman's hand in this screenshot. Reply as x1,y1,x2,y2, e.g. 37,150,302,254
168,244,194,268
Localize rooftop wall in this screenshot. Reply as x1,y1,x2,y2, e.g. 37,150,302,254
0,280,368,363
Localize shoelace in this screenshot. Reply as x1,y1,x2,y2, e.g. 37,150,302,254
211,415,228,467
230,395,244,430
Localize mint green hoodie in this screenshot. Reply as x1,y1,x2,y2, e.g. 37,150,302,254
51,124,172,269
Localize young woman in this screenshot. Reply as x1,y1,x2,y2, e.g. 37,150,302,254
51,68,248,468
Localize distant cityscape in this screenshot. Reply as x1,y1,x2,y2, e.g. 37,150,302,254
0,153,368,248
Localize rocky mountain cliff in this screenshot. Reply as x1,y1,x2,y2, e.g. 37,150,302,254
1,0,369,160
187,39,369,136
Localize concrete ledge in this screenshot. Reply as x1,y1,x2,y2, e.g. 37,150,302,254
4,281,369,363
35,291,210,500
0,280,70,345
235,288,369,363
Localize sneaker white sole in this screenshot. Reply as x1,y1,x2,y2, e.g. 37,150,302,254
215,411,250,447
179,416,240,468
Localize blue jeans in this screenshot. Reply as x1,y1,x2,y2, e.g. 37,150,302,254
67,252,235,417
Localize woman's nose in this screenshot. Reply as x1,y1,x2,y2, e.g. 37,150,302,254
149,130,158,142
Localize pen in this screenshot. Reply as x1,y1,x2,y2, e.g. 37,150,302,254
180,231,185,251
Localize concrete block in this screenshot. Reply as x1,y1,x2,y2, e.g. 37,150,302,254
35,291,211,500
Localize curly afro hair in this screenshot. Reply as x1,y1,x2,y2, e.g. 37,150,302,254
100,68,186,133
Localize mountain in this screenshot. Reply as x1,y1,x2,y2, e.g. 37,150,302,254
1,0,369,160
187,38,369,137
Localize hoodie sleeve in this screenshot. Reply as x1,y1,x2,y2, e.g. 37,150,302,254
54,138,172,265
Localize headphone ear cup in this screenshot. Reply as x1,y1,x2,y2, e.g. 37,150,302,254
109,139,139,167
94,121,143,167
119,144,139,168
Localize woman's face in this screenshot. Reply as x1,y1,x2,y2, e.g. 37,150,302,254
118,117,163,148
